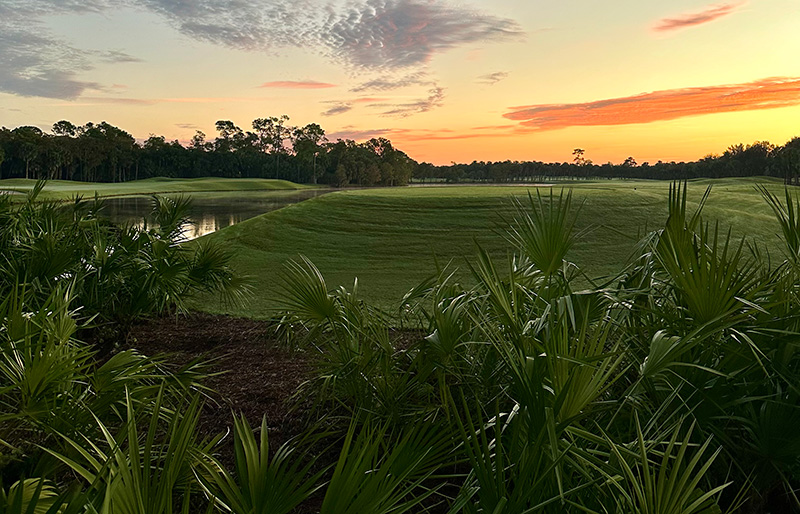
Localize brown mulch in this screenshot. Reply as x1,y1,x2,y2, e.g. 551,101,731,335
124,314,435,513
126,315,426,441
126,313,312,448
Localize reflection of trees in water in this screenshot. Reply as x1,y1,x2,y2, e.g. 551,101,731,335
102,190,324,239
190,214,238,239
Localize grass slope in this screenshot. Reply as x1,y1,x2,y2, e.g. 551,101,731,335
0,177,317,200
195,177,789,318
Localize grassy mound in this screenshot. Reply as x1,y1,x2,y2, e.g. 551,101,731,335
195,177,786,318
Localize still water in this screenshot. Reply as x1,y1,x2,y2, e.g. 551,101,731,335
101,189,326,239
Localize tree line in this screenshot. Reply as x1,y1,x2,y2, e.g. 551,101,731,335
0,117,417,187
415,138,800,184
2,118,800,185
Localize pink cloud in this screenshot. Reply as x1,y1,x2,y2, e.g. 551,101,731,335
504,77,800,130
654,2,745,32
352,97,390,104
258,80,337,89
327,126,524,144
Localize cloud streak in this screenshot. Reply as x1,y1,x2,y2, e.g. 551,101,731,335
326,125,523,144
477,71,508,85
371,87,445,117
504,77,800,130
352,97,389,103
322,0,523,69
350,72,432,92
259,80,337,89
322,103,353,116
654,2,745,32
100,50,143,63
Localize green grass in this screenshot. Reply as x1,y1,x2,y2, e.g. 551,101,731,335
193,177,790,318
0,177,318,200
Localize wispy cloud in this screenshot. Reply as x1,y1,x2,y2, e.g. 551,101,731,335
319,97,390,116
351,72,432,92
504,77,800,130
100,50,142,63
477,71,508,85
352,97,389,104
326,125,522,144
471,124,516,130
175,123,200,129
321,0,523,69
321,103,353,116
654,2,745,32
259,80,337,89
371,87,445,117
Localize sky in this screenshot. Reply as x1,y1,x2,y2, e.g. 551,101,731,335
1,0,799,165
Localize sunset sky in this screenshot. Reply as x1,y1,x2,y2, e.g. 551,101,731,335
1,0,799,165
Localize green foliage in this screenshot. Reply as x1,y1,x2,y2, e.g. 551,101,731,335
0,479,59,514
0,182,248,329
505,188,582,278
47,388,207,514
320,420,451,514
198,415,325,514
0,185,247,512
759,184,800,263
598,418,727,514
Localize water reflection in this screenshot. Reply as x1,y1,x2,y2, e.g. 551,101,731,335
102,189,326,239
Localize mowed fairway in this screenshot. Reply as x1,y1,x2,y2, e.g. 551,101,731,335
195,177,789,318
0,177,315,200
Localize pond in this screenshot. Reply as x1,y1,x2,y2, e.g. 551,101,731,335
101,189,327,239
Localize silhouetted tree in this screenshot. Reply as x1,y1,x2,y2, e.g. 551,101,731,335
4,118,800,187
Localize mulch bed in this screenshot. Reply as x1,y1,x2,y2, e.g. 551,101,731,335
126,313,313,448
125,313,437,513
